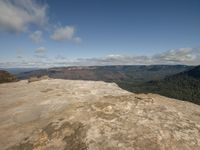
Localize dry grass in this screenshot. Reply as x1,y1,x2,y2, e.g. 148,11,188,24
28,75,49,83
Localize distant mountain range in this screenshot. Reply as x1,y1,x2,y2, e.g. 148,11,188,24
1,65,200,105
16,65,192,82
0,68,39,75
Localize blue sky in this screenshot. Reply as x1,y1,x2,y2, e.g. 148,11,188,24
0,0,200,67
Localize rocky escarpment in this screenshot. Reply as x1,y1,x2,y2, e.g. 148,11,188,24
0,79,200,150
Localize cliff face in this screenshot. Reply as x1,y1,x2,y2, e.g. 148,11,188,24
0,79,200,150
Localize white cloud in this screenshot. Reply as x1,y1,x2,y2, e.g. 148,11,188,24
29,30,43,43
153,48,200,65
0,0,82,45
68,48,200,66
72,55,152,66
1,48,199,68
50,26,82,42
55,55,67,60
16,55,23,59
0,0,48,33
35,47,46,53
73,37,82,43
34,47,47,58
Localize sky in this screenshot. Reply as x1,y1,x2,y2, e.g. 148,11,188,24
0,0,200,68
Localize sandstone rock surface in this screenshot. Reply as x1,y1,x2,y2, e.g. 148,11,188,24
0,79,200,150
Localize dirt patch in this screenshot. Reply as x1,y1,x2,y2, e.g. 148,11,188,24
28,75,49,83
40,88,53,93
6,141,34,150
6,121,88,150
96,111,118,120
63,122,88,150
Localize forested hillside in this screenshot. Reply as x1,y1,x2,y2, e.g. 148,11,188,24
118,65,200,105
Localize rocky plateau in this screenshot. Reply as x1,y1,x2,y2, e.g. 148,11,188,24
0,79,200,150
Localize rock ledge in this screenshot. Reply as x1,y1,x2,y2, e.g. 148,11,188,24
0,79,200,150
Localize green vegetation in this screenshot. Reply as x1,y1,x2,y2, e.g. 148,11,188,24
117,66,200,105
0,70,16,83
28,75,49,83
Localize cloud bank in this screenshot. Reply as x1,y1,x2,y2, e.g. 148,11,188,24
34,47,46,58
153,48,199,64
1,48,199,68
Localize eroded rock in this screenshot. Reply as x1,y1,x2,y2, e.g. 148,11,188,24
0,79,200,150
